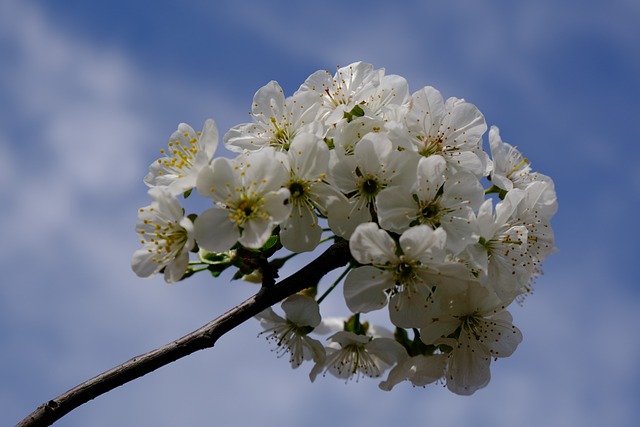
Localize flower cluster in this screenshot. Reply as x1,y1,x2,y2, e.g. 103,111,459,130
132,62,557,395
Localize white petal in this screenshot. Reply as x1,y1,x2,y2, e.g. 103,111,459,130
443,101,486,148
163,249,190,284
193,208,239,252
484,311,523,358
239,216,273,249
242,148,288,194
200,118,219,158
376,186,416,233
343,266,391,313
354,133,392,174
131,248,162,278
379,354,446,391
419,315,460,345
446,335,492,395
196,157,236,202
398,225,440,260
280,204,322,253
262,188,292,224
349,222,397,265
288,132,329,179
326,195,371,239
389,288,433,329
281,294,322,327
252,80,285,117
415,156,446,201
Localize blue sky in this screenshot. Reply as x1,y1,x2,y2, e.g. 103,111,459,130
2,0,639,426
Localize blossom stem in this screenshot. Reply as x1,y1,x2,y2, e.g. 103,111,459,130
17,239,351,427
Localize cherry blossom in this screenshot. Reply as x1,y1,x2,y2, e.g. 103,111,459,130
131,187,194,283
132,61,557,396
144,119,218,196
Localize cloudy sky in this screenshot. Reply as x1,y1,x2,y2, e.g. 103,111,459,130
2,0,639,426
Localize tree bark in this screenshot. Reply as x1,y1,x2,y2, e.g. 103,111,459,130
16,239,351,427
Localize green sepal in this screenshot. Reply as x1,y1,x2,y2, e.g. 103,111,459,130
199,249,233,265
198,249,234,278
485,185,508,200
261,235,279,252
394,327,413,354
343,104,365,122
410,329,437,356
344,314,369,336
395,328,438,356
207,265,227,278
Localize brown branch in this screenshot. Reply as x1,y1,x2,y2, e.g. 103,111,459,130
16,239,352,427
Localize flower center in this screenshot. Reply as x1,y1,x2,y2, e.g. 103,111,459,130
458,313,483,340
139,214,188,265
229,196,265,225
417,134,443,157
288,181,307,200
158,131,201,177
415,199,443,228
361,178,379,196
269,117,292,150
391,256,421,291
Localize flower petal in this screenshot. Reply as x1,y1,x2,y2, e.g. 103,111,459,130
193,208,239,252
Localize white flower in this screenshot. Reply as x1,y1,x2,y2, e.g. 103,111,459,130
224,81,323,152
488,125,556,193
280,133,343,252
488,125,532,191
403,86,489,177
509,181,558,266
131,187,194,283
296,61,409,125
255,294,326,368
144,119,219,196
464,194,534,302
309,330,407,382
327,115,387,158
377,155,483,254
419,282,523,395
194,147,291,252
327,132,416,238
344,223,471,328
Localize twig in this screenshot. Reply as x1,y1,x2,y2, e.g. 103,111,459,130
16,239,351,427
